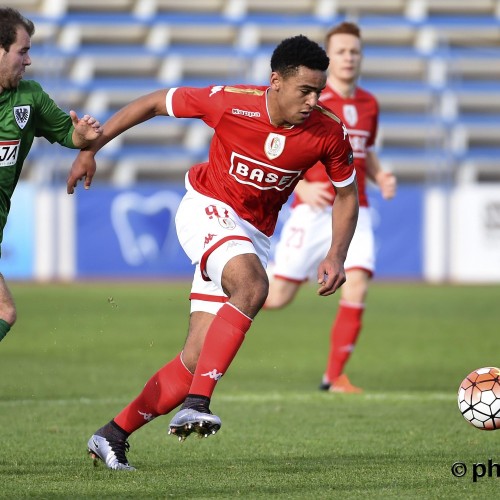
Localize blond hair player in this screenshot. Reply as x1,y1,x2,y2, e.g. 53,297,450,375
266,22,396,393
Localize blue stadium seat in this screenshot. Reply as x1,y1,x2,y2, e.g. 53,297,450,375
20,0,500,185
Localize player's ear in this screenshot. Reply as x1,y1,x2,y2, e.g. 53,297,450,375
270,71,281,91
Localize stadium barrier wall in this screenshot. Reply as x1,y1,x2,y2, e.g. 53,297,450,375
5,182,498,283
449,185,500,283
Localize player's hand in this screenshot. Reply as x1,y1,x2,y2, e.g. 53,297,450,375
376,171,397,200
67,149,96,194
295,181,334,209
70,110,103,143
316,256,346,296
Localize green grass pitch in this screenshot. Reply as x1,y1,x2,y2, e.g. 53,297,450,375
1,281,500,498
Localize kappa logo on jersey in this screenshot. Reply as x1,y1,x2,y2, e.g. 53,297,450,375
201,369,223,381
227,241,242,250
204,233,217,247
0,139,20,167
230,152,301,191
232,108,261,118
138,410,155,422
13,105,30,129
342,124,348,140
264,133,286,160
209,85,224,97
343,104,358,127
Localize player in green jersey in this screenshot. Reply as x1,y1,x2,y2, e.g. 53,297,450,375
0,7,102,342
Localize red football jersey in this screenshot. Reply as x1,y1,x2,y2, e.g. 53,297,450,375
294,81,379,208
166,84,354,236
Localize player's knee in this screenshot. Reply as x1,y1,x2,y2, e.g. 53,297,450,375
249,277,269,310
263,280,298,310
263,292,290,310
0,304,17,326
232,275,268,317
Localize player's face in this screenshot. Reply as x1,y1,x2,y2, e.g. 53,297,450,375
269,66,327,127
0,26,32,92
326,33,362,85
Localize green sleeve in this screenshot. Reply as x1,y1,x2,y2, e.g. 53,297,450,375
32,82,77,149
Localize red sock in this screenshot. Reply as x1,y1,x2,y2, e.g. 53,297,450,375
114,353,192,434
326,301,364,382
189,303,252,398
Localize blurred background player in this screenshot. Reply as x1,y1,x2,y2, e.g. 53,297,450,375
0,7,102,343
67,35,358,470
265,22,397,393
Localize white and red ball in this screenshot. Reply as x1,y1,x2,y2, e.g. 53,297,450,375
458,367,500,430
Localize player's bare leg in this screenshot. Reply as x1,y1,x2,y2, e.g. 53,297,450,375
264,277,301,310
169,253,268,441
0,273,16,342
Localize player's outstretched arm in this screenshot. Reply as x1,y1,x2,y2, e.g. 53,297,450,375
67,89,169,194
317,181,358,296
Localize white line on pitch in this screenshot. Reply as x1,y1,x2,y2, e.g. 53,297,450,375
0,391,455,407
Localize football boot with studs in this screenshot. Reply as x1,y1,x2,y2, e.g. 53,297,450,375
168,408,221,442
87,433,135,471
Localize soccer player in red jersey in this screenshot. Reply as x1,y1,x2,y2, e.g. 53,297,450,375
265,23,397,393
67,35,358,470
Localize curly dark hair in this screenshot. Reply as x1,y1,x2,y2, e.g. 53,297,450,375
271,34,329,79
0,7,35,51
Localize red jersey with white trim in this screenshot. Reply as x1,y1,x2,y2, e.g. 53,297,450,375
294,82,378,208
166,84,354,236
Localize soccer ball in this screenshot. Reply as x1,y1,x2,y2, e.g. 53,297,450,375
458,367,500,430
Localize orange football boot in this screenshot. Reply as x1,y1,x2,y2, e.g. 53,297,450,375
329,374,363,394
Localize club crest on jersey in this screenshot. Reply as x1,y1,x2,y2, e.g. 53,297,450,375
342,105,358,127
219,217,236,229
13,106,30,129
264,133,285,160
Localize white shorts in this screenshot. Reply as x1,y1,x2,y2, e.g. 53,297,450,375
176,176,271,314
272,205,374,282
